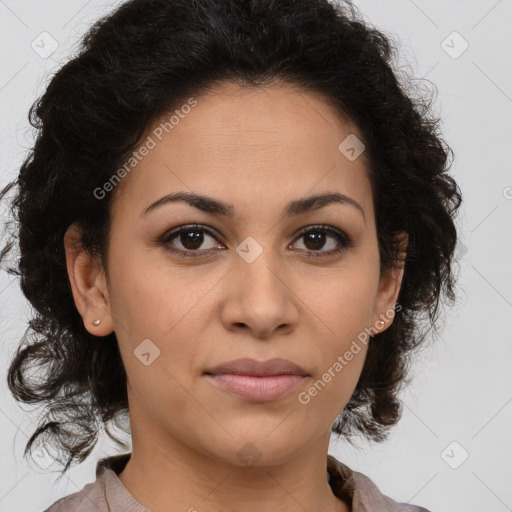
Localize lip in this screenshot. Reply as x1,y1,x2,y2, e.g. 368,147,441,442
203,358,309,402
204,358,308,377
206,374,306,402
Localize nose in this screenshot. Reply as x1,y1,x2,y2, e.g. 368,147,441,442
220,249,300,339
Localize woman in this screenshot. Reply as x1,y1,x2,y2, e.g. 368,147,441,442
0,0,462,510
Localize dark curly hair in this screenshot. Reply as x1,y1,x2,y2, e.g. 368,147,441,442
0,0,462,476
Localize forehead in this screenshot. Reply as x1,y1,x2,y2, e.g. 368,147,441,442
167,80,363,153
111,81,373,222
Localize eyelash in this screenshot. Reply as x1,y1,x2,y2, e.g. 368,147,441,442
158,223,354,259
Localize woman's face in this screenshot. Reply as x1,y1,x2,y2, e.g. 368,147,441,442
68,81,405,466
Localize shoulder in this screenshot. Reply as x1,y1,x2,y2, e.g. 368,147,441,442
327,454,433,512
41,455,125,512
42,453,146,512
41,478,106,512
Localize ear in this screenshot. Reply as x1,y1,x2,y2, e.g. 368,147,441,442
64,223,114,337
371,231,408,333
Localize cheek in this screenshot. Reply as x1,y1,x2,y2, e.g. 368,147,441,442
107,244,205,337
298,343,368,427
107,254,213,386
299,268,375,414
111,271,204,423
304,328,369,419
308,267,378,335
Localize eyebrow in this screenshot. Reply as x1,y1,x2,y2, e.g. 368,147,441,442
141,191,366,222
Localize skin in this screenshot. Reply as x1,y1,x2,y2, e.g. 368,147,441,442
64,81,407,512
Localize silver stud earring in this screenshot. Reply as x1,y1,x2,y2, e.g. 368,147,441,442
377,320,385,328
92,319,101,326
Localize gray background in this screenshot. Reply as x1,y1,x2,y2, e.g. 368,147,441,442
1,1,511,511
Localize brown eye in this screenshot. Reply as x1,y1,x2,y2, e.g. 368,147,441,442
159,224,225,257
302,231,327,250
178,229,206,250
291,225,354,258
158,223,353,259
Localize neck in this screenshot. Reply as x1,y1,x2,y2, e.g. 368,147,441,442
117,432,350,512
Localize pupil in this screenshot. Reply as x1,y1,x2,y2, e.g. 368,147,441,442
182,230,203,249
306,232,325,250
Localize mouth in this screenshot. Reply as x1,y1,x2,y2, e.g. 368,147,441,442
203,358,308,402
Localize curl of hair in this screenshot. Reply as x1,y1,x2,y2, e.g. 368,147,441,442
0,0,462,475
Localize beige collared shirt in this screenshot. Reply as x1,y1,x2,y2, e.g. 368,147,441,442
42,453,432,511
